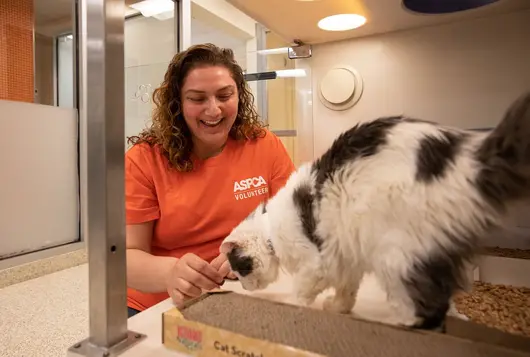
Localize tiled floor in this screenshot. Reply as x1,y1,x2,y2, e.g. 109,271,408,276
0,264,89,357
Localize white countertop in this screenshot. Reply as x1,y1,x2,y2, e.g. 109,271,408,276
0,262,435,357
119,271,400,357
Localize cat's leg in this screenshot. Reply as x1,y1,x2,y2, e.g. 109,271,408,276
323,271,363,314
378,274,422,328
376,253,460,330
291,259,328,307
373,258,431,328
447,298,468,321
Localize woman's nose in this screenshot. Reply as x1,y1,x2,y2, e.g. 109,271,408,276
204,98,222,116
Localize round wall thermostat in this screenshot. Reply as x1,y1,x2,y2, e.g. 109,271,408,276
318,66,363,111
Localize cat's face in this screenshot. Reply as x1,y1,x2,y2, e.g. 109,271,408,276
220,205,280,291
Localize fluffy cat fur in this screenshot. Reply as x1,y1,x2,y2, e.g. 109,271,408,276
220,91,530,330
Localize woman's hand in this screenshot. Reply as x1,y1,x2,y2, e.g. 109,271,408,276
211,253,237,280
166,253,224,307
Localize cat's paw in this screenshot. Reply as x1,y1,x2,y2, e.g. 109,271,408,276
295,294,316,307
447,307,469,321
322,295,353,314
394,315,423,328
447,300,469,320
389,305,423,327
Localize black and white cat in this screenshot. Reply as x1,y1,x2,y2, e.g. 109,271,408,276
220,91,530,330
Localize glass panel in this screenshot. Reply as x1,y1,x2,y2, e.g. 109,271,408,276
123,10,176,148
246,30,312,166
57,34,75,108
189,0,257,98
0,0,80,260
263,31,299,165
0,100,79,259
190,19,249,70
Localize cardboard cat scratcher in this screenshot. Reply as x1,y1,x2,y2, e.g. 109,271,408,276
162,290,530,357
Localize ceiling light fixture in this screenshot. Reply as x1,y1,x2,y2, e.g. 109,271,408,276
276,69,307,78
317,14,367,31
257,47,289,56
129,0,174,18
244,69,307,82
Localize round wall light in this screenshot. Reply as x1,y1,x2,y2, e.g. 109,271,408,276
403,0,500,14
317,14,367,31
318,66,364,111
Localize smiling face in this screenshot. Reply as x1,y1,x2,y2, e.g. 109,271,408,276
181,65,239,159
220,205,280,291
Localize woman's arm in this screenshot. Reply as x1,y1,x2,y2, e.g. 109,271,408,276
126,221,177,293
124,146,223,296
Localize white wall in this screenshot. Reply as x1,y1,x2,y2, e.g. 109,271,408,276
307,9,530,158
0,100,79,259
304,9,530,248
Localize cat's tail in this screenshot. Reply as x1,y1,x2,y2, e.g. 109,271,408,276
476,91,530,209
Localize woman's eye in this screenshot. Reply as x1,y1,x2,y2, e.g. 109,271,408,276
218,94,232,101
189,97,204,102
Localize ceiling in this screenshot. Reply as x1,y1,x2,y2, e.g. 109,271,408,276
34,0,142,36
225,0,530,45
34,0,72,28
33,0,530,43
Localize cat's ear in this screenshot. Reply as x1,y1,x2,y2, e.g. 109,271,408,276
220,241,237,254
246,202,267,220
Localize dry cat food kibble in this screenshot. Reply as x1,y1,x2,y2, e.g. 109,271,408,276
454,281,530,337
483,246,530,260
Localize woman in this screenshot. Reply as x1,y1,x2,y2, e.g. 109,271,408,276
125,43,295,317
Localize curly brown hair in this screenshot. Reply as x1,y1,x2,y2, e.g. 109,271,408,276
127,43,266,172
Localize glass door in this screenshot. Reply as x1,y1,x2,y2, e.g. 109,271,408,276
245,26,313,167
123,8,176,150
0,0,81,262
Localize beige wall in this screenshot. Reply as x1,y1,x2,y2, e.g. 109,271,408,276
303,9,530,248
307,9,530,158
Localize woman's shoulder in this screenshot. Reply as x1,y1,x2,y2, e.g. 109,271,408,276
126,141,166,166
239,127,282,149
228,128,292,165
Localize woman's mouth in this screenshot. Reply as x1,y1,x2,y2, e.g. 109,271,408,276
200,118,223,127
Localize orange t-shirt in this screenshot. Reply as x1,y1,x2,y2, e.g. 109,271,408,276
125,129,295,311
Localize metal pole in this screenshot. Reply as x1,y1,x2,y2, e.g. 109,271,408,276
176,0,191,51
68,0,145,355
255,23,268,125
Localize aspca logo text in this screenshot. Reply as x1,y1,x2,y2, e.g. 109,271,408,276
176,325,202,351
233,176,267,192
233,176,268,201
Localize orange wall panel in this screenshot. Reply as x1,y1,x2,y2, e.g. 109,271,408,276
0,0,35,103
